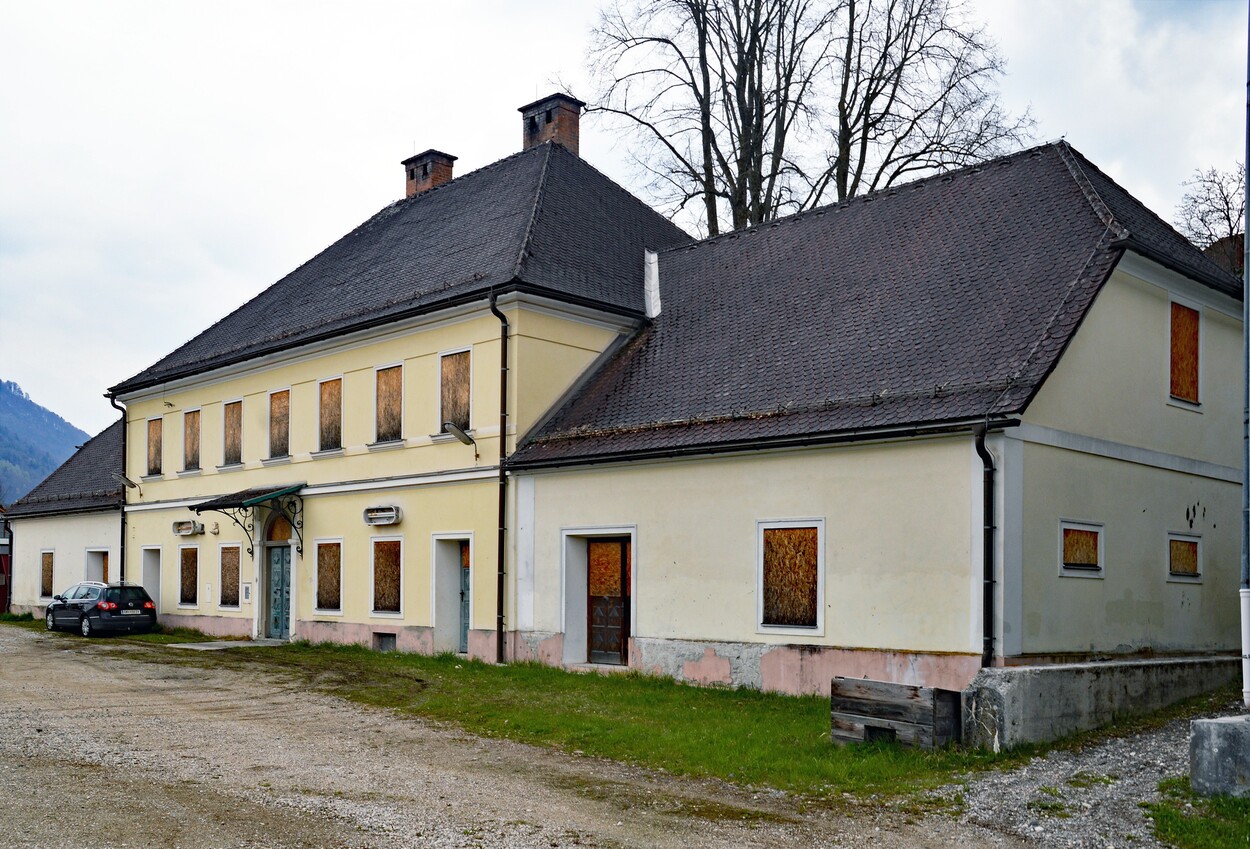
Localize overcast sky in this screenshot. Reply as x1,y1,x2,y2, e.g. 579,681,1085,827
1,0,1245,437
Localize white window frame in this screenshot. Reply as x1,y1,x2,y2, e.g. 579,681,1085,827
430,531,474,638
178,544,199,608
372,363,405,445
1167,296,1203,412
39,548,55,599
262,386,293,462
1058,519,1104,579
1167,532,1203,584
218,543,242,609
369,535,404,618
314,376,345,455
220,398,244,469
756,518,825,636
180,407,202,474
143,415,164,479
313,538,345,615
437,347,473,434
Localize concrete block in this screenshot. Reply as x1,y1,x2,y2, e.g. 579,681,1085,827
1191,716,1250,798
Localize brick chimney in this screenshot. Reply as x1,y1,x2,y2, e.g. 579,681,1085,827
519,93,585,155
401,149,456,197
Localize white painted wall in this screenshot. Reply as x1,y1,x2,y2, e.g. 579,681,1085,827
9,511,121,609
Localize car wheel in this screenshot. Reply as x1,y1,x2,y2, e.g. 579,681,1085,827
79,616,93,638
45,610,56,631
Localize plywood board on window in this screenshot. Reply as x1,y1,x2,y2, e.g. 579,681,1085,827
267,515,292,542
180,548,198,605
183,410,200,470
269,391,290,458
373,540,401,612
319,378,342,451
40,552,53,597
1170,539,1199,576
147,419,162,476
220,546,240,606
1062,527,1099,569
223,401,242,465
1170,303,1199,403
762,527,818,627
317,543,341,610
440,351,470,432
376,366,402,442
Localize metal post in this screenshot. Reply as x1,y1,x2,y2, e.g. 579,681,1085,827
1241,0,1250,710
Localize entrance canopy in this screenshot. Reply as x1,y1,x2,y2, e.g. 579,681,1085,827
193,483,305,557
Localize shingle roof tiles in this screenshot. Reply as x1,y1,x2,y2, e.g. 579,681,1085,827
110,143,689,395
6,420,123,517
512,143,1240,465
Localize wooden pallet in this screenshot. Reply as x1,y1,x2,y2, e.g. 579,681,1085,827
830,677,962,749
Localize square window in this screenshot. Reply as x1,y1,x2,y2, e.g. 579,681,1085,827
269,390,290,458
316,541,342,611
372,538,402,614
1059,521,1103,577
146,418,163,476
1168,534,1201,581
183,409,200,471
219,545,240,607
375,366,403,443
319,378,342,452
222,400,242,466
1170,302,1200,404
440,350,471,433
758,520,823,631
180,547,199,606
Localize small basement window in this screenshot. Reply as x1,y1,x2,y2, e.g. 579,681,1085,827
1168,533,1202,582
1060,521,1103,577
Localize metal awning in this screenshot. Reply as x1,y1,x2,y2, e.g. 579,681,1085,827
192,483,305,557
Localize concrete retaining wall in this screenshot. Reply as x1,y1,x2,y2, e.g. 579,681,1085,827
965,657,1238,751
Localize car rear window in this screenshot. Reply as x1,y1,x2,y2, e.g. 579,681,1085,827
105,587,151,603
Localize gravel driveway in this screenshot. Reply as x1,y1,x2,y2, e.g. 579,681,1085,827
0,623,1210,849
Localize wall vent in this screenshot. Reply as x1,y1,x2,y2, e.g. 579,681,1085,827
172,520,205,536
363,505,402,526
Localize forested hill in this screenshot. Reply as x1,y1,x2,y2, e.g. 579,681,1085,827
0,380,91,506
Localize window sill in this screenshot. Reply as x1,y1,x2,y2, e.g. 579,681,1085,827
369,610,403,618
757,624,824,638
218,604,241,611
1059,567,1104,580
429,430,474,444
141,474,163,482
367,440,405,452
216,462,245,473
1167,573,1202,584
176,468,202,478
313,608,344,617
261,455,291,467
311,447,344,459
177,603,199,609
1167,397,1202,413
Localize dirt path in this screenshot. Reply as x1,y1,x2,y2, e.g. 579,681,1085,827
0,626,1028,848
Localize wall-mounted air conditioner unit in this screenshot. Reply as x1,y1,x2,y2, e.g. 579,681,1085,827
363,506,402,526
172,520,205,536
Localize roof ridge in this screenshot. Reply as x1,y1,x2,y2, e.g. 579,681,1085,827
513,143,555,280
1053,141,1130,240
660,142,1065,257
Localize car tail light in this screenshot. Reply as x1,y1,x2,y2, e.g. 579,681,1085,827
142,601,155,609
96,601,118,611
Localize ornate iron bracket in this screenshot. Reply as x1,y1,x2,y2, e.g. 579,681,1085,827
216,506,258,558
269,492,305,556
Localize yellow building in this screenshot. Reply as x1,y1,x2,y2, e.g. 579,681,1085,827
108,94,688,659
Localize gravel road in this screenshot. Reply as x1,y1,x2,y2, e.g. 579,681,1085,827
0,623,1207,849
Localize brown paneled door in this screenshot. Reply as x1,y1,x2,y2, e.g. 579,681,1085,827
588,538,630,665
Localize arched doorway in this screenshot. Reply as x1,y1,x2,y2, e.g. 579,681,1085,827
264,513,293,639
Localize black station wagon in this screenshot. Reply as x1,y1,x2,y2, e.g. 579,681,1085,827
45,582,157,637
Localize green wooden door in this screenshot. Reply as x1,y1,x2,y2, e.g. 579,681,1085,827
267,546,291,639
458,541,470,654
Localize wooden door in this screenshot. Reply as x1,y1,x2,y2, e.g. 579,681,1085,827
101,552,109,584
587,538,630,665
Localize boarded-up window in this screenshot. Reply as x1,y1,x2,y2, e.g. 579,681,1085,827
223,400,242,466
1170,302,1200,403
220,546,240,607
319,378,342,451
317,542,342,610
440,351,471,433
40,552,53,597
267,514,292,542
375,366,402,442
1169,536,1200,577
147,418,163,476
269,390,289,458
183,409,200,471
180,547,198,605
1061,526,1100,570
372,539,401,613
761,526,819,628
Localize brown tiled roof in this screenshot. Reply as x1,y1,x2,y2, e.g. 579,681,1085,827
511,142,1241,467
6,420,124,518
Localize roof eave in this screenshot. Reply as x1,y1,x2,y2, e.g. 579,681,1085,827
1112,237,1243,300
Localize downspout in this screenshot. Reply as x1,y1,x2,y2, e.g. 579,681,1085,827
109,395,127,583
973,423,996,668
1240,8,1250,710
490,292,510,665
4,523,12,614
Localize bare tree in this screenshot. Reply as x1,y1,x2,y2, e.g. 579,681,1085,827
1174,164,1244,277
589,0,1031,235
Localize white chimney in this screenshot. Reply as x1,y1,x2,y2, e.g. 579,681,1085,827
644,250,661,318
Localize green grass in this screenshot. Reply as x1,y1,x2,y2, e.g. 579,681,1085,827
1148,776,1250,848
0,612,34,622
